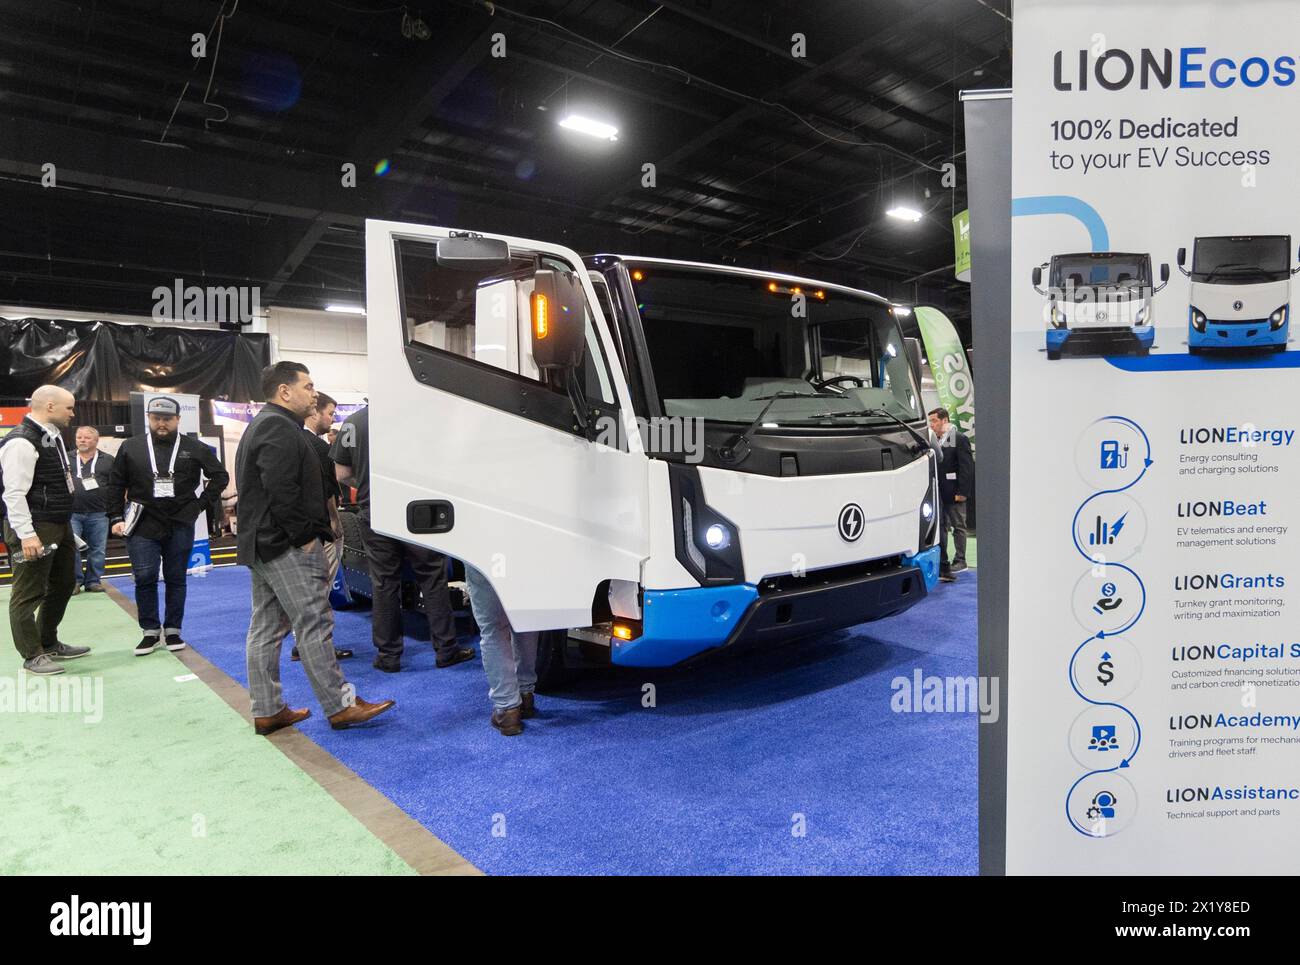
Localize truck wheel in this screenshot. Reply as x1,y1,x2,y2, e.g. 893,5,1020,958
1046,349,1061,360
534,629,569,692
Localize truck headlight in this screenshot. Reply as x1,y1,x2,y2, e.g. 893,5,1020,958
1050,304,1068,329
919,461,940,549
1134,305,1149,326
1189,307,1207,332
1270,304,1289,330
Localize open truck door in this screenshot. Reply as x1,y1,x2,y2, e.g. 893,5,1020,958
364,220,649,631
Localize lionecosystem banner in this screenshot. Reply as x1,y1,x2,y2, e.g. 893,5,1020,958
1007,0,1300,873
914,306,975,443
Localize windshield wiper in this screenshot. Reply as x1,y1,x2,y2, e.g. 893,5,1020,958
713,391,810,465
802,407,933,455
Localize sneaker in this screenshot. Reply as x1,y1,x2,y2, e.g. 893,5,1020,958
45,642,91,660
134,636,161,657
519,692,537,720
23,653,65,676
164,633,187,652
950,561,969,573
85,583,106,593
491,705,524,736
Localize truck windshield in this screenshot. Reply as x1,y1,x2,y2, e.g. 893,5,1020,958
629,264,921,426
1050,253,1150,289
1192,237,1291,284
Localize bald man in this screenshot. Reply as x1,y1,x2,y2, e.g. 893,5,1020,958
0,386,92,675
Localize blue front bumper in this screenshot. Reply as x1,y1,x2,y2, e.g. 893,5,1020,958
1189,320,1287,349
612,545,941,668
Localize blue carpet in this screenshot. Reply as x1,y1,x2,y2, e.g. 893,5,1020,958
121,566,978,875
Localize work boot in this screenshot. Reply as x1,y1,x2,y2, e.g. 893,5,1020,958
519,692,537,720
491,705,524,736
329,696,396,730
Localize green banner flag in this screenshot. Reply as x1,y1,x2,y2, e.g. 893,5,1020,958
952,209,971,282
914,305,974,443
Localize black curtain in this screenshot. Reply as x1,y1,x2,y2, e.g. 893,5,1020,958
0,318,270,401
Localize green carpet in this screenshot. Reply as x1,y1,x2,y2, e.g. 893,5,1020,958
0,586,415,875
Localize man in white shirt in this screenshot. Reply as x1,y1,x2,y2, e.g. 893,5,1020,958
0,385,92,675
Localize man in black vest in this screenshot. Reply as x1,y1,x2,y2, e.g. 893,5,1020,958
235,361,394,736
106,396,228,656
0,385,91,675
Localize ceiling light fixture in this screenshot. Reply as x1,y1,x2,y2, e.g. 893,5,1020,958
886,205,923,223
325,304,366,315
558,114,619,141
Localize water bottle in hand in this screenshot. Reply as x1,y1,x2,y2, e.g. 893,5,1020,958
13,542,58,564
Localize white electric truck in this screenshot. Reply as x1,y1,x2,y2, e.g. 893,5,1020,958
1177,235,1296,354
363,220,941,680
1031,251,1168,359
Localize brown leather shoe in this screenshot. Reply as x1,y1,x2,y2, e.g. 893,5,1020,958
328,696,396,730
519,692,536,719
491,705,524,736
254,706,310,736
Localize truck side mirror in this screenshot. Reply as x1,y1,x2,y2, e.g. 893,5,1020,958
1031,266,1042,287
1160,263,1170,283
530,269,587,370
436,235,512,270
1176,247,1186,267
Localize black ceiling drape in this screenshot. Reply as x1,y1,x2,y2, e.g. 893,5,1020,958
0,318,271,401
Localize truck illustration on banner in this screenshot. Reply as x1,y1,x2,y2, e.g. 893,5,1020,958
1177,235,1296,355
1031,251,1169,359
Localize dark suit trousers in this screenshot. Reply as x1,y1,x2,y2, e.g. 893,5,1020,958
5,519,75,659
359,517,457,660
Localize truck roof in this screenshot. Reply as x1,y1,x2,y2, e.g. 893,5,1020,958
1050,251,1149,260
587,253,894,308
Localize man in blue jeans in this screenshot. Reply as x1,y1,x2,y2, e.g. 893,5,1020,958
464,565,538,736
70,425,114,593
106,397,228,655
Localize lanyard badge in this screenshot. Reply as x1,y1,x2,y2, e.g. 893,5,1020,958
147,433,181,499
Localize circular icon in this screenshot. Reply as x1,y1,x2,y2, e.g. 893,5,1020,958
1075,417,1148,492
1072,634,1141,702
1067,772,1137,838
837,503,864,542
1071,565,1145,636
1233,300,1244,312
1073,492,1147,564
1068,705,1139,770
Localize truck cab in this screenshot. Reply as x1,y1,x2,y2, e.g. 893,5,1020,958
364,221,941,679
1177,235,1297,354
1032,251,1167,360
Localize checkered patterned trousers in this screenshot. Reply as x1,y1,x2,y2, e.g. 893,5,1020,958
246,542,348,718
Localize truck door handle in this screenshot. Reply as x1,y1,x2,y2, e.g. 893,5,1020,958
407,500,454,534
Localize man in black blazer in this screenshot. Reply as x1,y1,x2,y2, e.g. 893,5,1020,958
234,361,394,736
928,407,975,583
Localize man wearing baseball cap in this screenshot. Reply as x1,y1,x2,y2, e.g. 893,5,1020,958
106,395,228,655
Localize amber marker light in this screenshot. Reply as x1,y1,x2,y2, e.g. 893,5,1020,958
532,292,549,338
